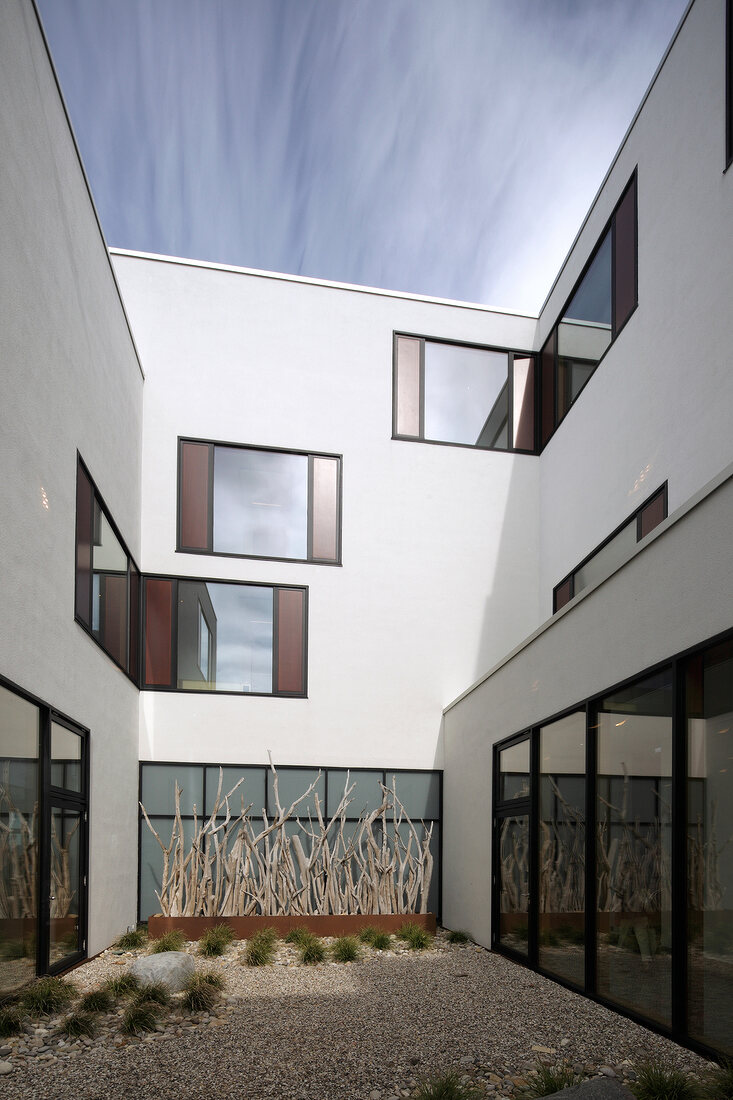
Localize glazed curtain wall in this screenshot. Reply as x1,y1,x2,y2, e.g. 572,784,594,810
493,631,733,1059
138,762,441,921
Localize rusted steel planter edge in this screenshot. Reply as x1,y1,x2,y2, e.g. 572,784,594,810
147,913,436,940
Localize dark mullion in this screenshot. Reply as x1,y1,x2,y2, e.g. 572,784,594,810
272,588,280,695
306,455,314,563
37,708,51,978
206,444,215,553
585,701,597,996
529,728,540,970
419,338,426,440
171,578,180,691
671,658,687,1038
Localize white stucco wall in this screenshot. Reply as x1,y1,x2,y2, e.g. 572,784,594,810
112,254,540,772
0,0,143,952
442,472,733,946
536,0,733,619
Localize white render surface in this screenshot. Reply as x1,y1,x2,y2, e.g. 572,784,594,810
114,253,541,771
0,0,143,953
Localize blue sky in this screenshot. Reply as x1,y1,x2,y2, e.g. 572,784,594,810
37,0,687,313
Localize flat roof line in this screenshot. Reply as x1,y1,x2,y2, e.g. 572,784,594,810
109,248,538,321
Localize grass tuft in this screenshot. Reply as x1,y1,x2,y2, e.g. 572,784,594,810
115,928,147,951
58,1011,97,1039
104,973,140,999
198,924,235,957
700,1059,733,1100
148,929,186,954
121,1000,162,1035
21,976,75,1015
358,925,380,944
447,930,470,945
134,982,170,1007
80,988,114,1014
414,1071,484,1099
284,926,312,946
630,1063,699,1100
398,923,432,950
0,1007,24,1037
524,1062,583,1096
370,931,392,951
299,935,326,965
243,930,276,967
182,972,221,1013
331,936,360,963
197,971,225,990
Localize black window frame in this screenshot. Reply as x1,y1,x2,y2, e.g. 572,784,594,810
392,333,539,455
140,573,309,698
176,437,343,566
540,170,638,450
552,482,667,613
74,454,140,684
727,0,733,170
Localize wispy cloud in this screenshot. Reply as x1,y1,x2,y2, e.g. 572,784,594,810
38,0,686,312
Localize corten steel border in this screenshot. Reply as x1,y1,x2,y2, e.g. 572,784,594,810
147,913,436,940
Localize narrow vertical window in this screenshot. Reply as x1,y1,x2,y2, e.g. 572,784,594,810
144,577,175,687
275,587,306,695
311,456,340,562
75,462,93,626
394,335,421,438
612,178,637,336
512,356,535,451
179,441,211,551
540,332,556,448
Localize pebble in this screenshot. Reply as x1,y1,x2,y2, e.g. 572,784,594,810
0,1063,13,1076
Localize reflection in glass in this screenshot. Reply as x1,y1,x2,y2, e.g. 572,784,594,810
177,582,273,693
51,723,82,792
539,712,586,986
499,740,530,802
687,640,733,1055
424,342,509,448
498,814,530,955
92,501,128,668
557,231,612,420
213,447,308,560
0,686,39,992
49,806,81,966
596,670,673,1026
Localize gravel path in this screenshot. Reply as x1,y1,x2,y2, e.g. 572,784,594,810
0,933,712,1100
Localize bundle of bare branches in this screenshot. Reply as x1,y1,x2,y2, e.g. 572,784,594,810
141,758,434,917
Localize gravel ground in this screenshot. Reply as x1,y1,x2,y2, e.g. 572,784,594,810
0,932,713,1100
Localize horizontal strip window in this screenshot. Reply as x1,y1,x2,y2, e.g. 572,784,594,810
393,335,537,453
178,439,342,565
540,172,637,449
141,576,307,697
553,482,667,613
75,456,139,680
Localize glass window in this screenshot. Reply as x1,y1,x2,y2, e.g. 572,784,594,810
394,337,537,453
327,770,384,817
596,669,673,1027
686,639,733,1055
498,814,530,955
140,765,204,817
51,722,82,793
266,768,325,819
178,581,273,693
0,685,40,993
205,766,266,818
49,806,82,967
539,712,586,987
391,771,440,819
179,441,341,564
498,740,530,802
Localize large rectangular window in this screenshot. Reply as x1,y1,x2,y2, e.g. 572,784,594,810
178,440,341,565
540,173,637,447
75,457,139,679
393,336,536,453
141,576,307,696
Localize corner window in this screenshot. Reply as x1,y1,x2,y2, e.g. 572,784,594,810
141,576,307,697
178,440,341,565
75,457,139,679
541,173,637,446
553,482,667,612
393,336,536,453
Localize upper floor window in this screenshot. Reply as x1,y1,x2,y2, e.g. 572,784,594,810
75,456,139,680
553,482,667,612
540,172,637,448
178,440,341,565
141,576,307,697
393,336,536,453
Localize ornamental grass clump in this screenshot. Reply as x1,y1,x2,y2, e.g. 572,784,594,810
115,928,147,951
121,1000,162,1036
80,988,114,1014
299,934,326,965
369,931,391,951
182,972,222,1013
0,1007,24,1038
358,925,380,944
397,922,432,950
243,930,276,967
58,1011,97,1039
149,929,186,954
21,976,75,1015
414,1071,483,1099
630,1063,699,1100
331,936,360,962
133,982,170,1007
447,930,470,945
284,927,311,946
700,1059,733,1100
198,924,235,957
104,973,140,999
524,1061,583,1096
